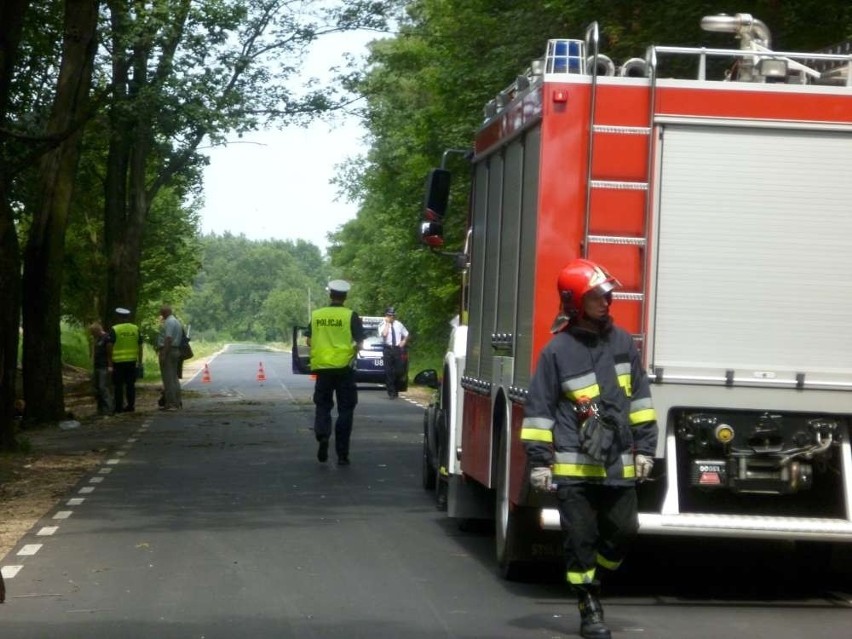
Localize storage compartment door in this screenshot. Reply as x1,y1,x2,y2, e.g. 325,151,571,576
650,125,852,385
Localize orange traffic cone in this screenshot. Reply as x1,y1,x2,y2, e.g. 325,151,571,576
256,362,267,383
202,364,211,383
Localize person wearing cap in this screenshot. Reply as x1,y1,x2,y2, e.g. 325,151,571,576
378,306,409,399
520,259,657,639
304,280,366,465
107,307,143,413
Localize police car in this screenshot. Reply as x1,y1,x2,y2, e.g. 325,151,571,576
354,316,408,389
291,316,409,390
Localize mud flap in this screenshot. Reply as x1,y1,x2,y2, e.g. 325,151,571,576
497,505,563,581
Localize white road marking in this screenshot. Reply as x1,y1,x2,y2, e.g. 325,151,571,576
279,382,296,401
37,527,58,536
67,498,85,506
99,467,112,474
106,458,120,465
89,477,104,483
17,544,42,556
78,486,95,494
52,511,72,520
1,565,22,578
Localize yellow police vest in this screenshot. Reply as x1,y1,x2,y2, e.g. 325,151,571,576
112,323,139,363
310,306,356,370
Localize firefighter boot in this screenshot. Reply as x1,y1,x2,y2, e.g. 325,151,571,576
576,586,610,639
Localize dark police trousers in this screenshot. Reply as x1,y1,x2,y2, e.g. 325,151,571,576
112,361,137,412
557,483,639,583
383,345,403,395
313,367,358,458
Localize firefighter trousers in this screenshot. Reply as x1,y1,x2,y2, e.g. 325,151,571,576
556,483,639,586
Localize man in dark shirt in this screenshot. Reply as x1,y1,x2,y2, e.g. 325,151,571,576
89,322,114,416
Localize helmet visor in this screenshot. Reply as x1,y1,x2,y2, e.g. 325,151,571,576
591,277,620,298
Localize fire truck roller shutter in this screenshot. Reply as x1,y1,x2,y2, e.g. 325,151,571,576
650,125,852,386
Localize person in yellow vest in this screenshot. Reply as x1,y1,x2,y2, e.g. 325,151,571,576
107,307,143,413
304,280,365,466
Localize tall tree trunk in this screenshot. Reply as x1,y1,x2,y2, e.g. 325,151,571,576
104,137,142,318
103,0,145,321
0,199,21,449
21,0,99,423
103,132,147,318
0,0,31,450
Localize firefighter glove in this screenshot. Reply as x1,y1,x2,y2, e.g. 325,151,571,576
635,454,654,481
579,415,617,463
530,466,553,492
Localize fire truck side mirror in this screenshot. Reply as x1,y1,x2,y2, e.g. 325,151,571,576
421,168,452,247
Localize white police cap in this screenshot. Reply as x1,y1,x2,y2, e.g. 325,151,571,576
115,307,131,316
327,279,351,294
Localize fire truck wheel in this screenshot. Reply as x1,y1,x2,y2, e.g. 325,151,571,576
434,408,449,510
495,431,536,580
421,405,438,491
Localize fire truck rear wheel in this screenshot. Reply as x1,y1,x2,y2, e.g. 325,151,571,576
495,431,535,580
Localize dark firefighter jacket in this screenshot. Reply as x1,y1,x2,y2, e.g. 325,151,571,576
521,322,658,487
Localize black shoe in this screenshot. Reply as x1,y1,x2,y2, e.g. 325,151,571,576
337,456,350,466
317,439,329,463
578,592,610,639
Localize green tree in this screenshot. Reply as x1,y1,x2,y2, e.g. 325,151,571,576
21,0,100,424
184,234,328,341
0,0,395,444
100,0,396,321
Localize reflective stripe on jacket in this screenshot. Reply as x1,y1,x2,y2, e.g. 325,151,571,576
310,306,356,370
111,323,140,363
521,324,658,487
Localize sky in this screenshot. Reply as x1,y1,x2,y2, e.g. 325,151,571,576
199,30,376,254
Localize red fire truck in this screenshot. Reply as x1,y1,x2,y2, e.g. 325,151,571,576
417,13,852,578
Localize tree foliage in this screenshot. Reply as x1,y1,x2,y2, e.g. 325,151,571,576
0,0,394,447
184,234,329,342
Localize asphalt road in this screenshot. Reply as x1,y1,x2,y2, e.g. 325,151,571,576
1,344,849,638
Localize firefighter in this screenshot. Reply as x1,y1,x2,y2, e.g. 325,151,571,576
521,258,657,639
305,280,366,466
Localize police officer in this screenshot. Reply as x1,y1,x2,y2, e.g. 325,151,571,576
108,307,143,413
521,259,657,639
379,306,409,399
305,280,366,466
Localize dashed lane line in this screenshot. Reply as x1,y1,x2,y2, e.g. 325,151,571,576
0,418,152,592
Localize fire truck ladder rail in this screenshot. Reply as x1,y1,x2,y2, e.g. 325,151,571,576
584,65,655,342
590,180,648,190
592,125,651,136
587,234,646,246
612,291,644,302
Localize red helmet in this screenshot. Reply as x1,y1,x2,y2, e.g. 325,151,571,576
556,258,620,320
